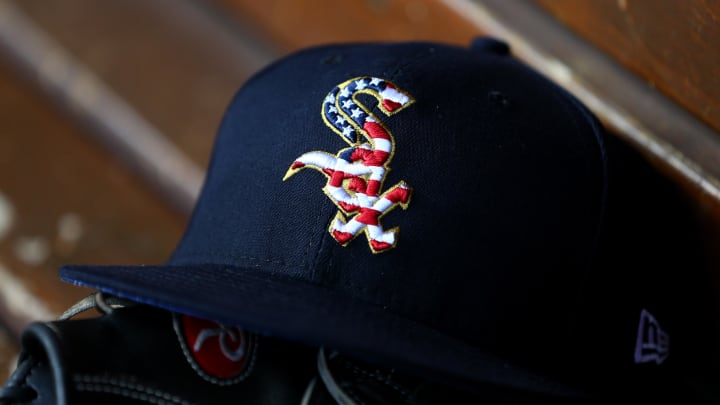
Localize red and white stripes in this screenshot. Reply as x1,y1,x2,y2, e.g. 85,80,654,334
284,76,414,253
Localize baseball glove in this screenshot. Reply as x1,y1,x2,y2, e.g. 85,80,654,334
0,293,564,404
0,293,315,404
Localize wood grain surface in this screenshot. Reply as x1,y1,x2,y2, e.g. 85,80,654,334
9,0,273,171
0,58,186,335
211,0,483,53
533,0,720,136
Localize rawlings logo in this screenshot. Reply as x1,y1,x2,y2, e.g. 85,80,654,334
174,313,256,385
284,76,414,253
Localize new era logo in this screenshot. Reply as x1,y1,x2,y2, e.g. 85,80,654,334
634,308,669,365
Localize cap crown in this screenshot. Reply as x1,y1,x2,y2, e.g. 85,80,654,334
169,39,607,368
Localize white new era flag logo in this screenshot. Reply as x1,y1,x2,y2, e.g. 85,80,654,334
634,308,669,365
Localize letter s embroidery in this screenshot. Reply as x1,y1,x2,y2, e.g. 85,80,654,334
284,77,414,253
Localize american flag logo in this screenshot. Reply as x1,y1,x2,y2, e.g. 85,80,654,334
283,76,414,253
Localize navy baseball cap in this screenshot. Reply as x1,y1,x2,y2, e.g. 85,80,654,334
60,38,716,399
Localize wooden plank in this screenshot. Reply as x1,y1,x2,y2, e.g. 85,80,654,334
1,0,276,214
0,57,187,337
8,0,272,170
209,0,483,53
532,0,720,136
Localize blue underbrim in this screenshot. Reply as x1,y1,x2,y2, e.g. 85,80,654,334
60,263,585,398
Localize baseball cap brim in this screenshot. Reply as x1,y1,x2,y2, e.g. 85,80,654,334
60,263,586,398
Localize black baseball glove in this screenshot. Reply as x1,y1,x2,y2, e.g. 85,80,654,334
0,293,315,404
0,293,571,404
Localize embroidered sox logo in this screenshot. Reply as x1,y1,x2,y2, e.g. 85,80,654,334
284,77,414,253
